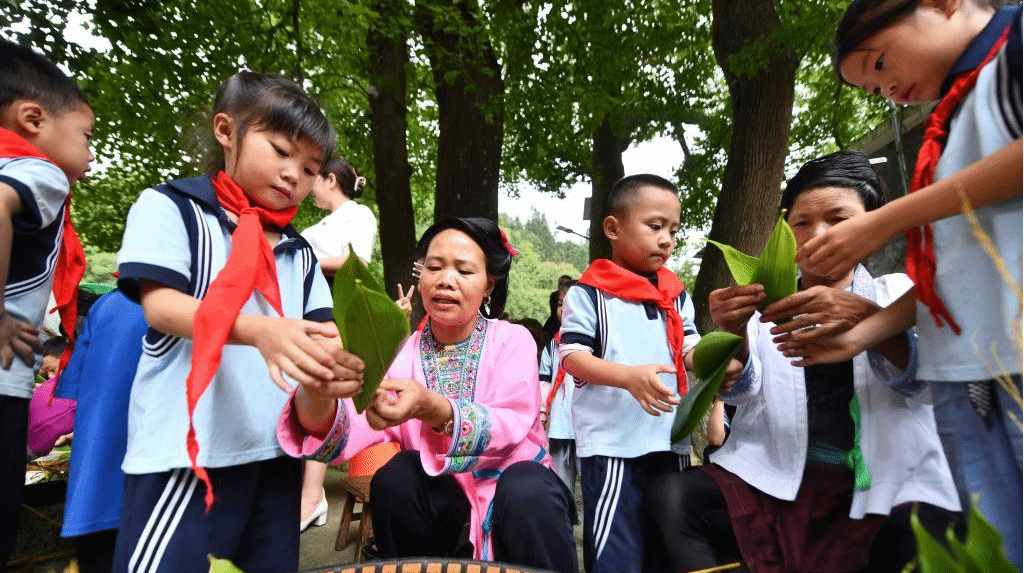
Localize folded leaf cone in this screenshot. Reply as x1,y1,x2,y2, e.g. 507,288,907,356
670,331,743,443
707,211,798,307
332,253,410,413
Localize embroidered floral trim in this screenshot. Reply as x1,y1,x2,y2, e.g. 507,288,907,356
306,403,349,463
419,315,488,401
443,400,492,474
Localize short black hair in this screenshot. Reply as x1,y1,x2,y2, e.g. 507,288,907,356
607,174,679,218
201,71,336,174
416,217,514,319
42,336,67,358
833,0,922,84
780,150,887,217
0,40,89,114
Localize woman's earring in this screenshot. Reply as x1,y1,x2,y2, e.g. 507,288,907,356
483,295,491,305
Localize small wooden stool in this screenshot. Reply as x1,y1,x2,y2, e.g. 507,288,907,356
334,475,374,560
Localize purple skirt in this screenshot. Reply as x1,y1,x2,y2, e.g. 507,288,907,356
702,462,885,573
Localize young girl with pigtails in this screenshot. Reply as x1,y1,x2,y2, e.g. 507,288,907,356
112,71,364,573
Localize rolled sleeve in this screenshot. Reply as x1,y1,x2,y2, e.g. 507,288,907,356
277,392,350,462
869,328,925,397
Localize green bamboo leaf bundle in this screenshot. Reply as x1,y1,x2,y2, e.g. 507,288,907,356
707,211,798,307
670,331,743,443
332,252,410,413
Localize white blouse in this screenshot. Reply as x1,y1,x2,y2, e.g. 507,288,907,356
300,200,377,264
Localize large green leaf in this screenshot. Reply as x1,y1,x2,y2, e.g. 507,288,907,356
707,212,798,307
671,331,743,443
910,506,963,573
963,497,1018,573
333,254,410,413
332,250,385,341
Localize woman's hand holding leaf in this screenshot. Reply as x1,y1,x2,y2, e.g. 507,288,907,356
762,287,880,346
366,378,451,431
709,285,764,334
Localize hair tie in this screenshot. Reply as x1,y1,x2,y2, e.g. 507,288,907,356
498,228,520,257
353,175,367,191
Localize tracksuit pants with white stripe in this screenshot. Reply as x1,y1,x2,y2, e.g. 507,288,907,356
580,451,690,573
112,456,301,573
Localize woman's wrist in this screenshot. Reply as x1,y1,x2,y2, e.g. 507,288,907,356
425,393,454,434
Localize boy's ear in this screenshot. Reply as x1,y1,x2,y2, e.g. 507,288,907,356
9,101,47,137
212,112,235,148
603,215,620,241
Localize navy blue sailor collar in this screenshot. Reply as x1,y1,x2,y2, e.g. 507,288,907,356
162,175,312,254
940,5,1020,96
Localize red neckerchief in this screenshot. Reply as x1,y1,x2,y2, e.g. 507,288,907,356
545,332,566,416
0,127,85,383
577,259,688,395
905,24,1011,335
185,171,296,510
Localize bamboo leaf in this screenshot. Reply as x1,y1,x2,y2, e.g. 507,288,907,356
755,212,799,305
964,498,1017,573
343,281,410,413
911,506,963,573
706,212,798,307
671,331,743,442
707,239,760,286
208,555,245,573
332,254,410,413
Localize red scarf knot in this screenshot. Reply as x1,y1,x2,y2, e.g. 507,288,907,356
577,259,689,395
0,127,85,386
905,24,1011,336
185,171,297,510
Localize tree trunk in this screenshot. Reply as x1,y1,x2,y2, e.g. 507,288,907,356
587,114,628,262
367,1,418,308
417,0,504,221
692,0,799,332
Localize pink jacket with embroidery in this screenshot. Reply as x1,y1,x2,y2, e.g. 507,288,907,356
277,318,551,560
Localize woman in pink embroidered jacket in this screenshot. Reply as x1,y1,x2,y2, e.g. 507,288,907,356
278,217,577,572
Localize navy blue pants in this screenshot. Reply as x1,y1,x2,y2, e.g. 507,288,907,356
370,450,578,573
113,456,301,573
580,452,690,573
0,395,29,570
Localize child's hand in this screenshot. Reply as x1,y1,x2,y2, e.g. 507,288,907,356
365,378,438,431
0,313,42,370
709,285,763,334
300,335,364,400
719,357,745,395
395,284,416,316
54,432,73,447
796,210,889,283
623,364,679,416
251,317,345,392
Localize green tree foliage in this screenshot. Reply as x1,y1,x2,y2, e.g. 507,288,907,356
500,211,587,322
2,0,885,310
